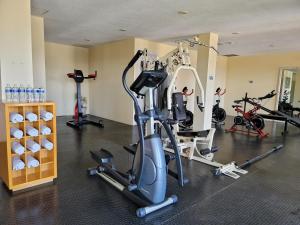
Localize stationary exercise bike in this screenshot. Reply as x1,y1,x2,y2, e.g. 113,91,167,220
88,50,187,217
66,70,104,129
227,91,276,138
212,99,226,125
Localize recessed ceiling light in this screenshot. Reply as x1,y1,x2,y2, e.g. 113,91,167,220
119,28,127,32
232,32,240,35
178,10,189,15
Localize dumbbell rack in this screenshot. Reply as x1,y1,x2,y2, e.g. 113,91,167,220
0,102,57,191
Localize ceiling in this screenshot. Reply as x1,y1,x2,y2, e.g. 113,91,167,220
31,0,300,56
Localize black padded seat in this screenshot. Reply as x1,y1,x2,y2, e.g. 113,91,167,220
177,130,209,137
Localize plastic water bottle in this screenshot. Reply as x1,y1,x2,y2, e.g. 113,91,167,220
26,85,33,103
19,85,26,102
12,84,19,103
33,88,40,102
5,84,12,103
39,88,46,102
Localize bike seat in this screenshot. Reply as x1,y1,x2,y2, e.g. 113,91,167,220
232,104,242,108
90,149,113,164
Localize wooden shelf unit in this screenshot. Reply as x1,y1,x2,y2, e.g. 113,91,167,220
0,102,57,191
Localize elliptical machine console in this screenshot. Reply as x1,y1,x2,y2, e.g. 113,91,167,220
88,50,188,217
66,70,104,129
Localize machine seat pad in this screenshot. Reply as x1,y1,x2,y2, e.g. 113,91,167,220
177,130,209,137
90,149,113,164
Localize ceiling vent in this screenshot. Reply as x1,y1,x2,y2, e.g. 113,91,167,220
223,54,239,57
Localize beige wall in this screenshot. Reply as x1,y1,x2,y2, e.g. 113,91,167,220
215,55,228,108
45,42,89,116
89,39,135,125
0,0,33,100
31,16,46,88
225,52,300,115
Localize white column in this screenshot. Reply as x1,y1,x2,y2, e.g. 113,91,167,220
194,33,219,131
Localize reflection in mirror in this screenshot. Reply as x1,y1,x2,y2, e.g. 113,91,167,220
278,68,300,117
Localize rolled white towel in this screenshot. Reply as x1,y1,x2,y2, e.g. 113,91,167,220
40,110,53,121
26,125,39,137
26,139,41,153
12,156,25,170
26,155,40,168
41,138,53,151
11,141,25,155
10,112,24,123
25,112,38,122
40,125,51,135
10,127,23,139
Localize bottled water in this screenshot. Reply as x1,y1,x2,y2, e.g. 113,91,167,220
39,88,46,102
5,84,12,103
26,86,33,103
19,85,26,102
33,88,40,102
12,84,19,103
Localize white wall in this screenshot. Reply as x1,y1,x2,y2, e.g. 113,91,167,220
89,39,135,125
0,0,33,100
31,16,46,88
45,42,89,116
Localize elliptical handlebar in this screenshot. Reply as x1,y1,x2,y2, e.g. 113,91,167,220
122,50,144,115
122,50,145,189
128,50,144,68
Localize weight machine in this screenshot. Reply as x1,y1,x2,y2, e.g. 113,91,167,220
142,39,247,179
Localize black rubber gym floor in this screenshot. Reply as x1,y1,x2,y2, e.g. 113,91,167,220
0,116,300,225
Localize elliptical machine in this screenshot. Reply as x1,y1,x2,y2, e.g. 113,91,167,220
88,50,187,217
66,70,104,129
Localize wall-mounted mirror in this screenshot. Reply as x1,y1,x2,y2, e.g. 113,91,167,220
277,68,300,117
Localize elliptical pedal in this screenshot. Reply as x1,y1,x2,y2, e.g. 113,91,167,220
90,149,113,164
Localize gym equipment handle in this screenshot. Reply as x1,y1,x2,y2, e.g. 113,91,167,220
128,50,143,68
258,90,276,100
200,146,218,155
